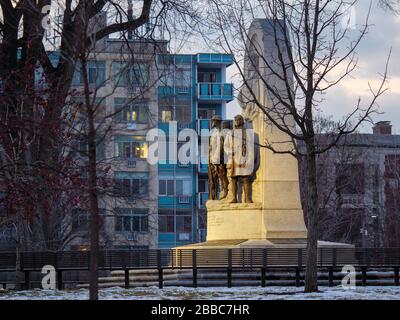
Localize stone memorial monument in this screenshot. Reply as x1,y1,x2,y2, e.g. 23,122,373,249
175,19,350,250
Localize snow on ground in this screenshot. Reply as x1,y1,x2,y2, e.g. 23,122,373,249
1,286,400,300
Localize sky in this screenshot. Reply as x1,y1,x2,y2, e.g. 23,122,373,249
1,1,398,133
190,1,400,133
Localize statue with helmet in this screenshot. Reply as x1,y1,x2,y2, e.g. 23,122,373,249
208,115,229,200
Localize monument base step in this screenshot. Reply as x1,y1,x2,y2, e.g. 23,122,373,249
174,239,353,250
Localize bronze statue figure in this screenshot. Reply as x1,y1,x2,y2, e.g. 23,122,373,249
208,115,229,200
225,114,257,203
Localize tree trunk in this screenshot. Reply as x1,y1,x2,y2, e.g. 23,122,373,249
15,216,24,291
88,120,99,300
304,149,319,293
81,55,100,300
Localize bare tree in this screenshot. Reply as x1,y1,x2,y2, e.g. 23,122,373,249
204,0,390,292
379,0,400,14
0,0,200,296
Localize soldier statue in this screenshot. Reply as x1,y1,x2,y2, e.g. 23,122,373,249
224,114,258,203
208,115,229,200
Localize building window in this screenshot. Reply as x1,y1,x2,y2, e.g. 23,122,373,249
175,69,191,87
114,172,149,196
115,208,149,232
112,61,149,88
69,96,107,120
159,180,175,196
175,105,191,123
71,208,106,232
198,179,208,193
176,180,192,195
158,209,192,234
176,210,192,233
72,61,105,86
336,164,365,195
78,140,105,160
159,107,173,122
158,178,191,196
114,98,148,123
198,71,216,83
384,154,400,179
158,209,174,233
115,136,148,159
198,109,216,119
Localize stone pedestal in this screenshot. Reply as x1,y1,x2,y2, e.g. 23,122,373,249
206,201,307,241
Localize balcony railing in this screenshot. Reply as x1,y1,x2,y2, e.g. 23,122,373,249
158,86,192,98
197,53,233,65
198,162,208,173
197,82,233,101
178,195,192,204
198,119,211,131
198,192,209,208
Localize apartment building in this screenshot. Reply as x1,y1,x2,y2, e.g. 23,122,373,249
156,53,233,248
59,15,234,250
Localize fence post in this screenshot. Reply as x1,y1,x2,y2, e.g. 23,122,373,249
394,267,399,286
362,248,367,267
157,250,163,289
124,268,130,289
54,252,58,271
295,267,300,287
179,250,183,269
24,270,30,290
192,250,197,288
319,248,323,267
297,248,303,268
227,249,232,288
361,267,367,286
328,267,334,287
333,248,337,268
57,269,63,290
261,249,267,287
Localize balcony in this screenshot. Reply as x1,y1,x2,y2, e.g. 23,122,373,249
177,162,191,168
113,158,148,171
158,86,192,98
198,162,208,174
198,119,211,131
198,192,208,209
178,195,192,204
197,53,233,66
197,83,233,102
158,196,193,207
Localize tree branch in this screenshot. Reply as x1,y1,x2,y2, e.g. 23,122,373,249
91,0,153,42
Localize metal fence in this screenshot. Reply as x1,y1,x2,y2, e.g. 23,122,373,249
0,247,399,289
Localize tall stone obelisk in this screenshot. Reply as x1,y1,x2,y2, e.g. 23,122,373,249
205,18,307,243
244,18,308,240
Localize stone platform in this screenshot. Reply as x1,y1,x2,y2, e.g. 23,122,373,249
174,238,353,250
206,200,308,241
172,239,353,268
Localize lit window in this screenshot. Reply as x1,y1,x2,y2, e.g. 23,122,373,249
162,110,172,122
115,136,148,159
